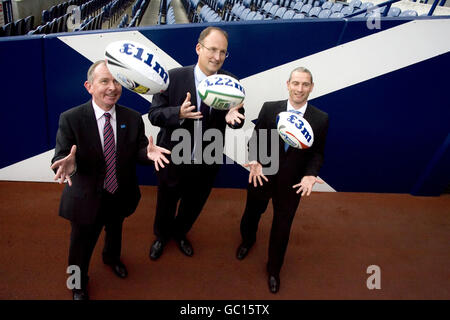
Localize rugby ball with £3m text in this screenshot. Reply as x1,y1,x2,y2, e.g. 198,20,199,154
104,40,169,95
197,74,245,110
276,111,314,149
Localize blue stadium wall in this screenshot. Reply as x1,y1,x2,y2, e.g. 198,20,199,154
0,17,449,196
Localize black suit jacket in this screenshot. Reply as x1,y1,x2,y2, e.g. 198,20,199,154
52,101,151,225
148,65,245,185
250,100,329,186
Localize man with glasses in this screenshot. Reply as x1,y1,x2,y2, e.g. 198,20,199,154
147,27,245,260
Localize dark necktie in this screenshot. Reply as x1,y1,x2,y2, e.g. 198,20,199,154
103,113,118,194
200,101,210,127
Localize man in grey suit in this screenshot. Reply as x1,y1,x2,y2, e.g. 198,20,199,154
148,26,245,260
51,60,170,300
236,67,329,293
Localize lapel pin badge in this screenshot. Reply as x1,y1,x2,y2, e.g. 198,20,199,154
120,124,126,129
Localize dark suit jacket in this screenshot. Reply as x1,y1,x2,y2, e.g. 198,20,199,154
250,100,329,186
148,65,245,186
148,65,245,151
52,101,151,225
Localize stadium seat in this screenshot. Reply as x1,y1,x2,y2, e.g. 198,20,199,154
24,15,35,34
253,12,264,19
282,9,296,19
246,11,257,20
292,2,303,13
321,1,333,10
259,2,274,15
330,3,343,13
274,7,287,19
341,6,354,16
387,7,401,17
308,6,321,17
330,11,344,18
3,22,15,36
349,0,362,9
399,9,418,17
318,8,331,18
14,18,26,36
300,4,312,15
266,5,280,18
359,2,373,11
239,8,251,20
42,10,50,24
292,12,305,19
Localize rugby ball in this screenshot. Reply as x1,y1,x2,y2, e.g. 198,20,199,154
197,74,245,110
104,40,169,95
276,111,314,149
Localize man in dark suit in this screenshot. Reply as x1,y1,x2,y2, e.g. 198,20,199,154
236,67,329,293
148,26,245,260
51,60,170,300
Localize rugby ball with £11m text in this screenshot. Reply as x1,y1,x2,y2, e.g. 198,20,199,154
104,40,169,95
197,74,245,110
276,111,314,149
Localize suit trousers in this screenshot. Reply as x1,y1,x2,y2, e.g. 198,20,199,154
68,190,125,288
240,174,301,276
153,163,220,242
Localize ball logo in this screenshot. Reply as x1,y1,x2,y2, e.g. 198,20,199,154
105,40,170,95
198,74,245,110
118,42,168,85
286,114,312,144
116,73,136,89
277,111,314,149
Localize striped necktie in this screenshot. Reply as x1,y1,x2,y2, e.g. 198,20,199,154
103,113,118,194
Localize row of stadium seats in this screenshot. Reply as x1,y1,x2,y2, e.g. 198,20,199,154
194,0,420,22
117,0,150,28
0,16,34,37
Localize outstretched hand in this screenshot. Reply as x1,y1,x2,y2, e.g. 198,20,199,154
293,176,324,196
225,102,245,126
147,135,171,171
244,160,268,187
51,145,77,186
179,92,202,120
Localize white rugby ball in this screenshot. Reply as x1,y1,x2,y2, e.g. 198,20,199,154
104,40,169,95
276,111,314,149
197,74,245,110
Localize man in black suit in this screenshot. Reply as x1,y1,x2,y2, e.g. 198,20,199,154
51,60,170,300
236,67,329,293
148,26,245,260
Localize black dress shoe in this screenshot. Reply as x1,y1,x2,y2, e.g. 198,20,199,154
268,274,280,294
149,239,165,261
236,242,254,260
73,288,89,300
176,237,193,257
104,260,128,279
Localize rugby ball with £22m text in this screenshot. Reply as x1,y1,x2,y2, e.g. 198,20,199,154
104,40,169,95
197,74,245,110
276,111,314,149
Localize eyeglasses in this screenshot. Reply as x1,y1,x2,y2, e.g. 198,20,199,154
199,42,229,58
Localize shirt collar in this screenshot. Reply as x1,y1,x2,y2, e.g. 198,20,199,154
287,100,307,115
194,64,215,84
92,100,116,121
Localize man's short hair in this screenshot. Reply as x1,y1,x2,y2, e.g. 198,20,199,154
289,67,314,84
87,60,106,83
198,26,229,44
